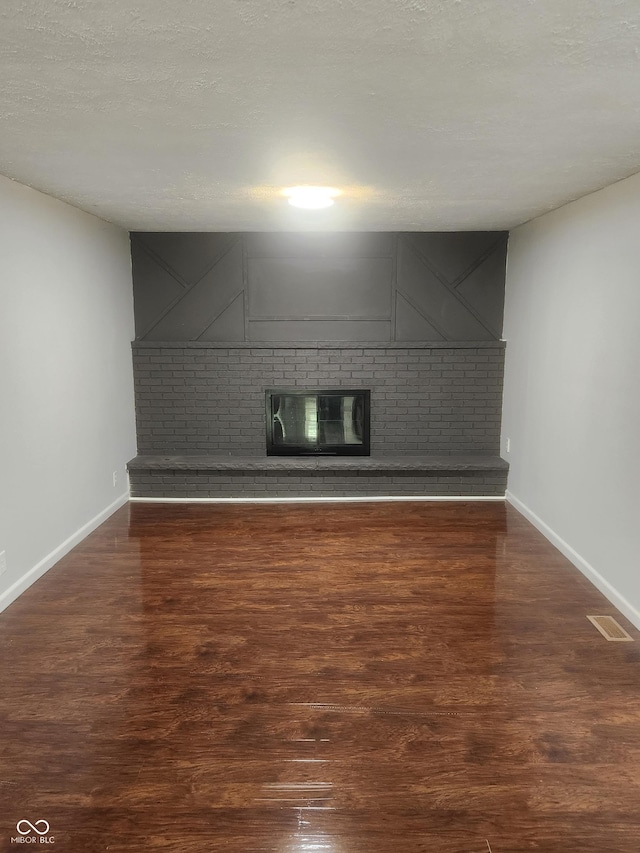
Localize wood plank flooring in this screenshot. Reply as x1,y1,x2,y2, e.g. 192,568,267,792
1,501,639,852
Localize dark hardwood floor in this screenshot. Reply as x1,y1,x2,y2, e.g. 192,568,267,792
1,501,639,852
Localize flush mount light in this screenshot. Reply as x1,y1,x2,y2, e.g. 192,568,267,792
282,186,341,209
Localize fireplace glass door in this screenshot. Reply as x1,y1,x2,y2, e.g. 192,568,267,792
266,390,370,456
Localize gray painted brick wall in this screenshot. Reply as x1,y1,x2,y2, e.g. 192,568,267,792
132,343,505,457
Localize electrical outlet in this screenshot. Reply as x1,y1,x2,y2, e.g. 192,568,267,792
112,470,118,488
0,551,6,577
505,438,511,453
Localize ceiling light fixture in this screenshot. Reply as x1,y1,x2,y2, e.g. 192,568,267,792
282,186,341,209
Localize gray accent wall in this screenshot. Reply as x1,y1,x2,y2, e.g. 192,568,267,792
129,230,508,498
131,232,507,343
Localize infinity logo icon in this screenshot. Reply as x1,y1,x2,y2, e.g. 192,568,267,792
16,820,50,836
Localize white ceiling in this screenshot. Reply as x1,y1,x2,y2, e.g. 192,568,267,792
2,0,640,231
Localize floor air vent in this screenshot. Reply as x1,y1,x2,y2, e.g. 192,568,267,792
587,615,633,642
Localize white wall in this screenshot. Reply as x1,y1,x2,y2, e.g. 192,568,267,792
0,175,137,612
502,171,640,628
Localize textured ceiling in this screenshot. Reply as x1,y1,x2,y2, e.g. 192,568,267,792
1,0,640,231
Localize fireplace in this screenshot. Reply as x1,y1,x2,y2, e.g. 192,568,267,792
266,389,370,456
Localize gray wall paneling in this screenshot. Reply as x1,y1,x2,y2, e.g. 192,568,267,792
130,232,507,343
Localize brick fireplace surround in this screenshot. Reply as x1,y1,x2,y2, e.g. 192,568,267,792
128,340,508,499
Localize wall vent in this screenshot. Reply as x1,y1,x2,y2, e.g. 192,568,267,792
587,615,633,642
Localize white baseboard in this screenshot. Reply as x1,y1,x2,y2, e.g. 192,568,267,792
506,490,640,631
131,495,506,504
0,492,129,615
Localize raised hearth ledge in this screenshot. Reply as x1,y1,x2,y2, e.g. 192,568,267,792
131,340,506,350
127,455,509,473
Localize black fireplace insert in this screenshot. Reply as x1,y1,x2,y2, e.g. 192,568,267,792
266,389,370,456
